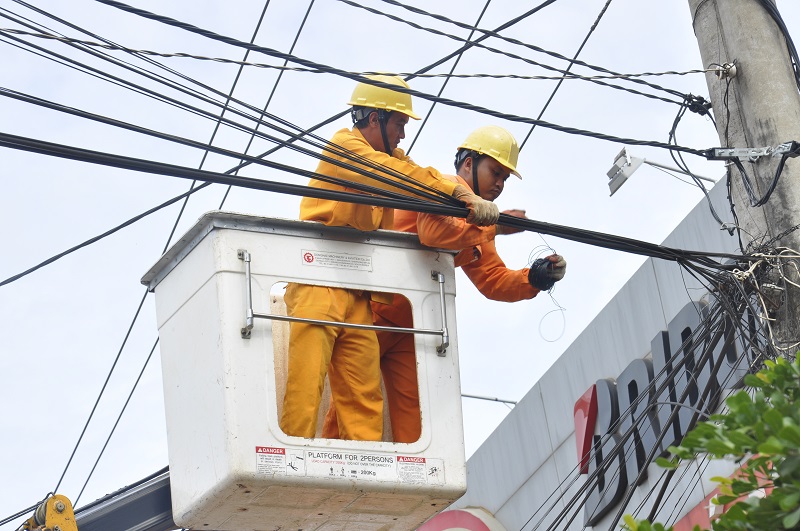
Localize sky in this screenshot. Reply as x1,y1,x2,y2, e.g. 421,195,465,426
1,0,799,527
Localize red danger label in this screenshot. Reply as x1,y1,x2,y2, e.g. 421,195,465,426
256,446,285,455
398,456,425,463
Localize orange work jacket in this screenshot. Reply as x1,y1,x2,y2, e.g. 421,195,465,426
393,175,538,303
300,127,457,231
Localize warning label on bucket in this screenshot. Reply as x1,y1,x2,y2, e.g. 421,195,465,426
301,249,373,271
255,447,444,484
256,446,285,475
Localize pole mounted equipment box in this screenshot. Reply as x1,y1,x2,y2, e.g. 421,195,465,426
141,212,466,530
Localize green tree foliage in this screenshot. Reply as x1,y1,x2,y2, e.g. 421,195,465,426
626,356,800,531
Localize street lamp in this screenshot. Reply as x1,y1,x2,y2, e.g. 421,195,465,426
606,147,717,196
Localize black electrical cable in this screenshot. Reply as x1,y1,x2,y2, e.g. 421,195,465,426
339,0,685,103
371,0,691,101
0,181,212,287
0,131,469,216
73,338,158,507
549,296,760,530
0,8,457,205
667,96,730,232
52,288,149,494
405,0,492,155
335,0,685,109
219,0,316,209
91,0,707,157
0,87,457,207
519,0,614,150
0,19,456,205
0,130,753,269
0,10,459,196
525,280,774,530
543,305,731,529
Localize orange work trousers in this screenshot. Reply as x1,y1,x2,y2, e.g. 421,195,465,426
279,283,383,441
322,294,421,443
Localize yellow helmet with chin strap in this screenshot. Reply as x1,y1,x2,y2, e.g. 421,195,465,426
348,74,421,121
457,125,521,178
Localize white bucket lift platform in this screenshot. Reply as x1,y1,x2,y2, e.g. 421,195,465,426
141,212,466,530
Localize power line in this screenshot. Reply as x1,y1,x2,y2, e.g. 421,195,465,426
0,30,725,82
218,0,316,209
519,0,614,149
406,0,493,155
334,0,685,108
0,130,751,269
349,0,691,101
0,181,212,287
0,13,464,203
88,0,709,157
73,338,158,507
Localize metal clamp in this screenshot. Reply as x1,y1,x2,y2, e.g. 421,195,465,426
237,249,450,355
705,141,800,162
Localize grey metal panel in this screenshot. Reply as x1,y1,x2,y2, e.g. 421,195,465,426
456,386,553,514
493,456,565,531
75,469,177,531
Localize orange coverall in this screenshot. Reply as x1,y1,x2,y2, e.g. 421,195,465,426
322,174,539,441
280,127,458,441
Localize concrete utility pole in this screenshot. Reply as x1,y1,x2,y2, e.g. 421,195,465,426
689,0,800,345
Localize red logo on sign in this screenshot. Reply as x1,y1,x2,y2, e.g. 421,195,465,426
574,385,597,474
303,252,315,263
256,446,285,455
398,456,426,463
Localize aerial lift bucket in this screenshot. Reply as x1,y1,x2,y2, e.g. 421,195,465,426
141,212,466,530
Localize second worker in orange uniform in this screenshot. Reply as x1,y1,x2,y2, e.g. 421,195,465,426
322,125,567,442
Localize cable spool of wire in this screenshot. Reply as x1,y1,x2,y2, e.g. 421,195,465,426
528,258,556,291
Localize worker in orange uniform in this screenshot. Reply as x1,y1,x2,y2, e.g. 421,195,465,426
280,76,500,441
322,125,566,442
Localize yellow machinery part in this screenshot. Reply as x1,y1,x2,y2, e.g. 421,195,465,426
23,494,77,531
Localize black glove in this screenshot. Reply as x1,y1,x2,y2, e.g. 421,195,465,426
528,254,567,291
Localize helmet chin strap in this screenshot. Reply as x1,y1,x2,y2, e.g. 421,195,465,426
471,154,481,198
378,110,392,155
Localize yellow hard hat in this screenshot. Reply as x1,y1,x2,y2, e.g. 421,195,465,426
347,74,421,120
458,126,521,178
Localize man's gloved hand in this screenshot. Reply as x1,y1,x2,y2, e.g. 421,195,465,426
528,254,567,291
453,184,500,226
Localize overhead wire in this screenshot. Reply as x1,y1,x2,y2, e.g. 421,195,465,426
334,0,685,109
340,0,692,105
405,0,492,155
218,0,315,209
0,14,459,203
89,0,709,157
73,338,159,507
0,87,458,207
0,29,728,83
520,0,614,150
0,12,463,204
0,181,212,287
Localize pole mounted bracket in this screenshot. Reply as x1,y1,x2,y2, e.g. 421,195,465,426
704,141,800,162
713,62,737,79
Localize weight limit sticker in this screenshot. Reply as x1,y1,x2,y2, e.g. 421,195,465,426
256,447,444,485
301,249,373,271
